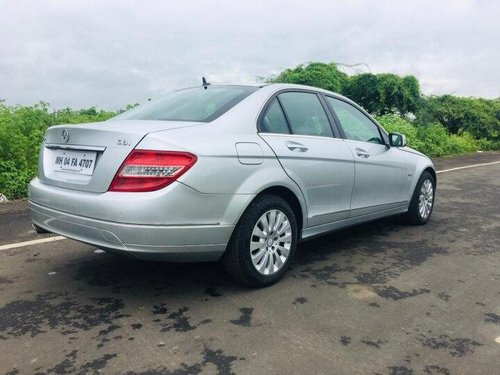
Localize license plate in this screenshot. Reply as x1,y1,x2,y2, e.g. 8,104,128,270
51,149,97,175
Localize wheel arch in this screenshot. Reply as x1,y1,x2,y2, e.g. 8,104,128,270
405,159,437,206
424,166,437,187
222,185,302,286
255,186,304,232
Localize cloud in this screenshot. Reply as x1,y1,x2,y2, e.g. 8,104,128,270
0,0,498,109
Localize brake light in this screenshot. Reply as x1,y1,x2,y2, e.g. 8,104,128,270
109,150,197,192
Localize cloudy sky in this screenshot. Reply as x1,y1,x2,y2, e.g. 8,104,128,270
1,0,498,109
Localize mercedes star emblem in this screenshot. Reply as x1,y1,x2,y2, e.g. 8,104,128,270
61,129,70,143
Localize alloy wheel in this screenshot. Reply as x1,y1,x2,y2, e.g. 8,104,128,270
418,179,434,219
250,209,292,275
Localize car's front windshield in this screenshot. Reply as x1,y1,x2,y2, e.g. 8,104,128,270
112,85,259,122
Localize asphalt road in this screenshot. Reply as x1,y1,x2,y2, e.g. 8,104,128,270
1,152,499,375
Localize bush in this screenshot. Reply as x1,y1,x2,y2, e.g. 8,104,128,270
377,114,482,157
418,95,500,143
376,114,424,151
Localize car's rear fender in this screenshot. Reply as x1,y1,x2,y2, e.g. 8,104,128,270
29,177,253,227
136,129,308,229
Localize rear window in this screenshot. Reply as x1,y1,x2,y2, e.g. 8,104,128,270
113,86,259,122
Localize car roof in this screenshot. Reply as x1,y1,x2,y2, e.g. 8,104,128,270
175,83,361,112
201,83,352,101
258,83,363,108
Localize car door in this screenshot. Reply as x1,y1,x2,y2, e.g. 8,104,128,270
258,91,355,227
325,96,409,217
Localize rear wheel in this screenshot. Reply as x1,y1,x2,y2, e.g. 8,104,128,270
405,171,435,225
223,195,298,287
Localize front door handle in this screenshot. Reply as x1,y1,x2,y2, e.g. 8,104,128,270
286,141,308,152
356,148,370,158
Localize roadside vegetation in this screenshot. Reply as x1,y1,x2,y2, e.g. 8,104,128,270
0,102,117,199
270,63,499,155
270,62,499,155
1,62,499,199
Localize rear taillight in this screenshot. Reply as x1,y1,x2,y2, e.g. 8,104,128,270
109,150,197,192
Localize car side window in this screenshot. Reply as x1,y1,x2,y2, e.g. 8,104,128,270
278,92,333,137
326,97,383,144
260,98,290,134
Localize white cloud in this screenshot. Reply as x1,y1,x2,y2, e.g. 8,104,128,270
0,0,498,109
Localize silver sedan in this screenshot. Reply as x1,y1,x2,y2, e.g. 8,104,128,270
29,83,436,286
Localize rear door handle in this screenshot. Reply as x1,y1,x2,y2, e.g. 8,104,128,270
286,141,308,152
356,148,370,158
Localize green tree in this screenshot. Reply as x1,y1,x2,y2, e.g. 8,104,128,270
344,73,420,116
342,73,380,113
419,95,500,142
269,62,349,93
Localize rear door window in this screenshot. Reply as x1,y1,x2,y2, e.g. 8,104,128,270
278,92,333,137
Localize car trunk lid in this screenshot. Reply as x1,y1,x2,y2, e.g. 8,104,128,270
39,120,202,193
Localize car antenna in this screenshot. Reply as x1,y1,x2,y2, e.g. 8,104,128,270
202,77,211,90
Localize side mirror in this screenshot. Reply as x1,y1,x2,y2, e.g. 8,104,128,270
389,132,407,147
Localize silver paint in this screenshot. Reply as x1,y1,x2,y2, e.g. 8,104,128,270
29,83,435,261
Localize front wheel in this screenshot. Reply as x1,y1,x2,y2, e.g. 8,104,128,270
405,171,435,225
223,195,298,287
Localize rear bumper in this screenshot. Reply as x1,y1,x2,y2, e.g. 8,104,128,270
28,177,253,226
30,201,234,261
28,177,254,261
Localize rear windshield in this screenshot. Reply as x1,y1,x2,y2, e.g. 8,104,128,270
112,86,259,122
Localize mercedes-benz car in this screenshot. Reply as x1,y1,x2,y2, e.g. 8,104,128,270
29,83,436,287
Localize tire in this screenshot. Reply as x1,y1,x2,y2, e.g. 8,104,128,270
404,171,435,225
223,194,298,287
